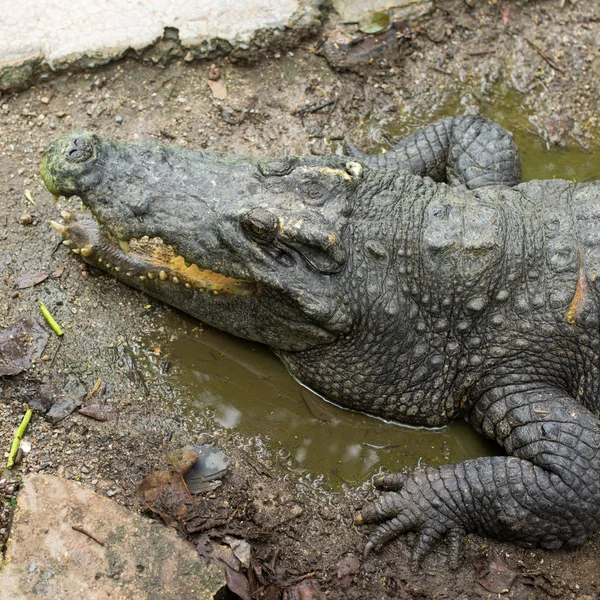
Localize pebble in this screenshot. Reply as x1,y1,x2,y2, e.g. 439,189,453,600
40,97,50,104
19,213,33,225
115,115,123,124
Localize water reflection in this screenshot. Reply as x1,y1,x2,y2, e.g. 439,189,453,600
144,321,498,485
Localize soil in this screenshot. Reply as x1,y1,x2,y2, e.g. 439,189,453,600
2,1,600,598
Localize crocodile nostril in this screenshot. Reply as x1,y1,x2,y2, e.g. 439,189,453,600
66,137,93,163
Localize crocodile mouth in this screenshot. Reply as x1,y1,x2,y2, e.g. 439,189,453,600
51,211,253,295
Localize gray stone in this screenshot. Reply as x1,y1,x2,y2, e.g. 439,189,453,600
0,473,226,600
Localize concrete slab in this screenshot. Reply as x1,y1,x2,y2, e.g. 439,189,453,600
0,0,323,91
0,473,226,600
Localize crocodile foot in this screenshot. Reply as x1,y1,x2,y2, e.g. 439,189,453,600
356,470,466,570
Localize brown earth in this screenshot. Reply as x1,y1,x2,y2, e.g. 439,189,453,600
1,1,600,598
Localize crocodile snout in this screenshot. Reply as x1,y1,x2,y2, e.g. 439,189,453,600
65,135,94,163
40,130,100,197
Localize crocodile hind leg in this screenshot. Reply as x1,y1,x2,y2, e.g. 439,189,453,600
357,384,600,568
348,115,522,190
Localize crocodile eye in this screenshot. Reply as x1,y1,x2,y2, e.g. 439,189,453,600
243,209,278,243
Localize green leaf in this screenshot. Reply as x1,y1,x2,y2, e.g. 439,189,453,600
358,12,390,34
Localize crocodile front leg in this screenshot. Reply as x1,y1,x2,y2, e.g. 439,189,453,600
357,384,600,567
349,115,522,189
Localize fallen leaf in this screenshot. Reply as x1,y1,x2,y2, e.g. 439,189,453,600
477,558,517,594
0,318,49,377
358,11,390,34
78,404,110,421
225,565,251,600
51,265,65,278
138,470,190,526
284,579,324,600
15,272,48,289
167,448,200,475
207,79,227,100
46,377,87,423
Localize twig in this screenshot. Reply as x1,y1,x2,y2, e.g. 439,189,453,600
71,525,105,546
293,99,336,116
525,38,565,74
469,50,495,56
39,301,64,336
6,408,33,468
49,339,63,368
281,572,316,586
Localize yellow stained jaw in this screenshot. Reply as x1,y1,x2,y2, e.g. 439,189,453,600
51,216,250,294
123,235,248,293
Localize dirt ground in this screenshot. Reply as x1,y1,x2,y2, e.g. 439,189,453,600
2,1,600,598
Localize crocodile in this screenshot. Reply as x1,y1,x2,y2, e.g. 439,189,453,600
40,116,600,567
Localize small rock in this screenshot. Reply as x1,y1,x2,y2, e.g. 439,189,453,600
19,213,33,225
40,96,50,104
329,127,344,140
224,536,251,569
183,51,194,62
208,63,221,81
115,115,123,124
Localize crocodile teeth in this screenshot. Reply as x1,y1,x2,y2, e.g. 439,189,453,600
51,220,66,234
159,270,168,281
80,245,93,257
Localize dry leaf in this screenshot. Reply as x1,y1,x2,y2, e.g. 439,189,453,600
207,79,227,100
15,272,48,289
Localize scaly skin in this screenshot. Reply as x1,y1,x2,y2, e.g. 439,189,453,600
40,117,600,566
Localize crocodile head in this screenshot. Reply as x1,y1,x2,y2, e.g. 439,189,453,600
40,131,367,352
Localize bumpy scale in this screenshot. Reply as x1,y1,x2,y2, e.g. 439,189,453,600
40,116,600,567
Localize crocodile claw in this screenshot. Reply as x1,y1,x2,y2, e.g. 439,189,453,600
358,471,466,569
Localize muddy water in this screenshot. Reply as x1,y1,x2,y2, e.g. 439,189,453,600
144,315,497,485
144,100,599,486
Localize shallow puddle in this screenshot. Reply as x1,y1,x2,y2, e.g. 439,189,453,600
143,99,599,486
144,315,498,485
